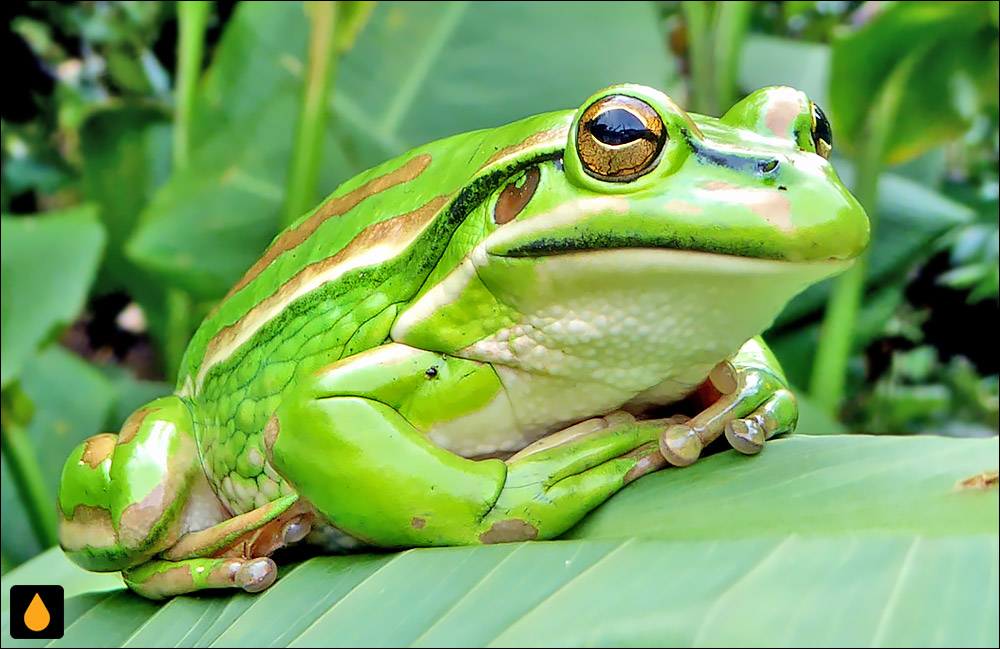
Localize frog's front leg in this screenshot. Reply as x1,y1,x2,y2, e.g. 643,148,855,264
58,395,311,599
658,336,797,467
265,344,673,546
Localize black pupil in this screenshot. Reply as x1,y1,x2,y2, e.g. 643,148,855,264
589,108,649,146
812,103,833,147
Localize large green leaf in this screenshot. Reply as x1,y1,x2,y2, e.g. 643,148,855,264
127,1,673,297
739,34,830,108
3,435,996,646
79,104,172,286
0,207,106,388
829,1,997,164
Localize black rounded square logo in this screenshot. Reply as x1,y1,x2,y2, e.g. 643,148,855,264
9,585,64,639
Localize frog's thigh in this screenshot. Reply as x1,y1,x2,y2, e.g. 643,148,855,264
59,395,311,598
265,344,671,546
267,391,507,546
659,336,796,466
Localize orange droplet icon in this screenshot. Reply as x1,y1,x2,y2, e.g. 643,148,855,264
24,592,51,632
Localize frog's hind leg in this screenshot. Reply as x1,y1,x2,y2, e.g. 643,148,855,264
264,344,675,547
57,395,308,599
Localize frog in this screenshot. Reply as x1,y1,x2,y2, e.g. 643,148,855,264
57,84,869,599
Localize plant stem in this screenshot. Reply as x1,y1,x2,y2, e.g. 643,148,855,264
164,287,192,380
282,1,339,228
809,52,921,414
682,1,715,115
712,1,751,113
1,403,58,549
166,1,210,379
173,0,211,171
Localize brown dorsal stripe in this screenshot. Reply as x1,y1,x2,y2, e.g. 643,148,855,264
218,153,433,305
81,434,117,469
116,407,160,445
494,167,540,224
198,195,451,388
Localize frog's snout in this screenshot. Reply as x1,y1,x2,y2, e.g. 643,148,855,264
777,157,870,262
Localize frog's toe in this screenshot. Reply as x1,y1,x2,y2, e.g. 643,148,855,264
725,418,765,455
725,388,796,455
282,515,312,545
658,424,704,467
235,557,277,593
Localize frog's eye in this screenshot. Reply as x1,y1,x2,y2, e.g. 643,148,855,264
810,102,833,160
577,95,667,182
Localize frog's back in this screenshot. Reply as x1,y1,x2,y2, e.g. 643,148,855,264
177,111,572,513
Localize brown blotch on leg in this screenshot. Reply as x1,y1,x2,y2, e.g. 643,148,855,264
117,407,159,445
133,563,196,600
118,483,170,548
623,442,668,485
411,517,426,530
479,519,539,544
59,504,117,552
263,414,281,455
80,434,117,468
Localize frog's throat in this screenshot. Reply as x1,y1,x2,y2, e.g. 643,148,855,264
391,241,850,369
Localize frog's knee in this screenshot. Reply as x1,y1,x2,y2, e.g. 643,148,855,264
58,433,121,568
58,396,201,572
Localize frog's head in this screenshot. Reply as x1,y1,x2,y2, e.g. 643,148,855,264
394,85,869,389
484,84,869,265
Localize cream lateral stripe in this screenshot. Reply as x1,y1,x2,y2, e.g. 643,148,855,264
196,196,449,392
482,196,630,251
213,154,433,311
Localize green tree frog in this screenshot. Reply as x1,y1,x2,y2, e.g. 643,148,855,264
57,85,869,599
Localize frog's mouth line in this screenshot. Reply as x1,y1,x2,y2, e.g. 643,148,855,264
483,244,854,277
491,234,802,262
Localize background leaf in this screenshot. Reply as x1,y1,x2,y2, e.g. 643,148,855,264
0,206,106,388
127,0,673,297
829,1,996,164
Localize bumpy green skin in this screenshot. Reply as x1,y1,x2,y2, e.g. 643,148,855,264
57,85,869,598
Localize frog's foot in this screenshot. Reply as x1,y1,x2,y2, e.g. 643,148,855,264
658,352,796,467
124,556,278,600
125,495,312,599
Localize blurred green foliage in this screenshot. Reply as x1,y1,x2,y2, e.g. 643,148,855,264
0,0,996,586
